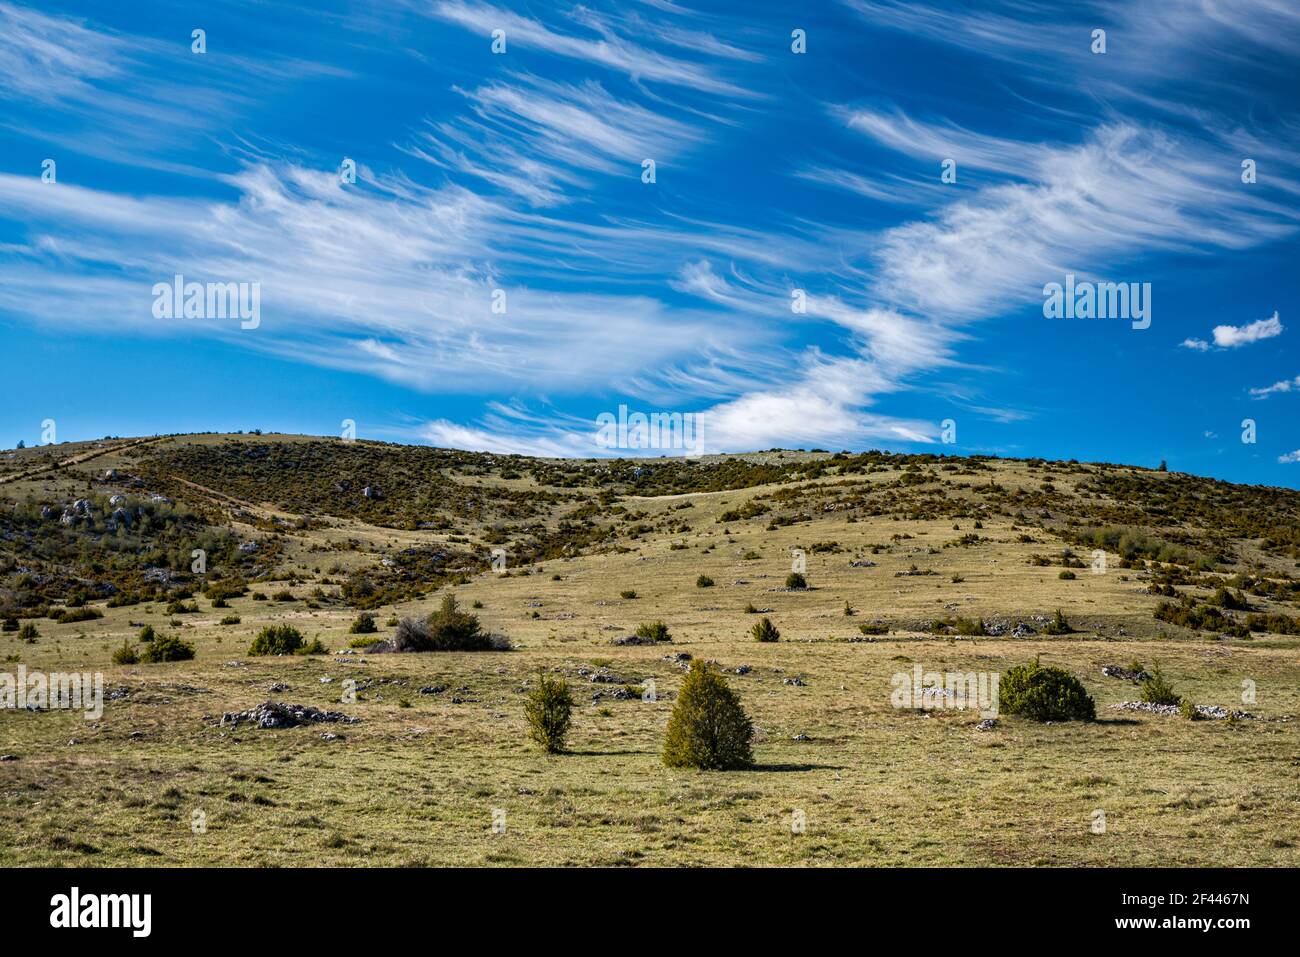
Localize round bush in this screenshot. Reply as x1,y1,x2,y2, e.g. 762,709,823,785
634,620,672,643
248,624,305,656
663,661,754,770
140,632,195,663
999,659,1095,722
750,617,780,642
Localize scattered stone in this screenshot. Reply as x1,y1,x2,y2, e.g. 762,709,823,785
1011,622,1037,638
611,634,657,646
782,677,807,687
735,664,752,675
320,732,343,741
975,718,998,731
848,559,877,568
418,686,445,696
220,702,360,729
269,683,289,693
1110,701,1256,720
580,667,627,684
792,733,810,741
1101,665,1151,682
0,754,18,761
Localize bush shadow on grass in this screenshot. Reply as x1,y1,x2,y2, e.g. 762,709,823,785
750,762,845,773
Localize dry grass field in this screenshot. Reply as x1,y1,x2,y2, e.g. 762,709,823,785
1,434,1297,866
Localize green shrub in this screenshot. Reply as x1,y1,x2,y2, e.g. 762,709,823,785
663,661,754,770
620,590,637,600
219,614,241,625
696,575,715,588
425,594,490,651
634,620,672,643
1211,586,1248,611
52,606,103,624
349,613,377,634
1140,664,1181,706
272,590,295,602
138,624,156,643
1179,698,1201,721
296,638,328,656
785,571,808,589
743,603,759,614
931,616,986,636
1043,608,1073,635
165,600,198,615
750,617,780,642
248,624,305,656
857,622,889,636
140,632,195,663
1058,570,1076,580
1,617,17,632
111,640,138,665
349,633,383,648
524,673,574,754
17,622,38,642
999,659,1095,722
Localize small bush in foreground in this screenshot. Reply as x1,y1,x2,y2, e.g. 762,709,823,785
696,575,714,588
751,617,780,642
785,572,808,590
248,624,305,656
663,661,754,770
524,673,573,754
999,659,1095,722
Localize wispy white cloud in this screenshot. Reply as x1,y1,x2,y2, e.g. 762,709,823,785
860,124,1296,319
1250,374,1300,399
426,0,752,95
1211,311,1283,348
404,75,703,206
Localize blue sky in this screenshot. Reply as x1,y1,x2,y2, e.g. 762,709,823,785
1,0,1297,486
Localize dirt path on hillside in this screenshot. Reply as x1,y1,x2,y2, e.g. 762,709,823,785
0,435,170,486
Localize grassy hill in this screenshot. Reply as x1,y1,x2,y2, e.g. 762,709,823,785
1,432,1298,866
